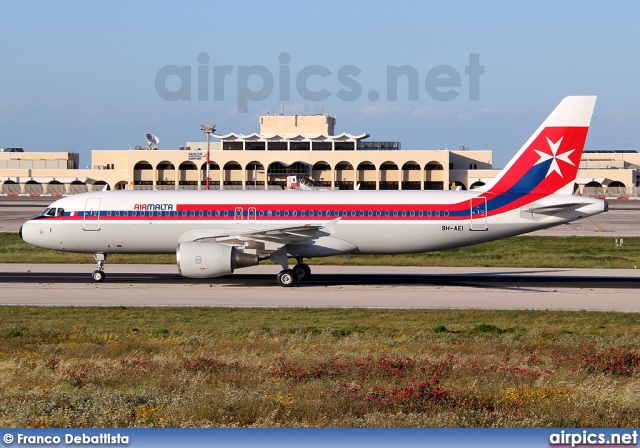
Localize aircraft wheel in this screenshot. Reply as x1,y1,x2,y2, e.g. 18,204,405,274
92,270,105,282
293,263,311,281
277,269,297,287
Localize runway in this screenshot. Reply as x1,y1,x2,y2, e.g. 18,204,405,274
2,264,639,311
3,197,640,312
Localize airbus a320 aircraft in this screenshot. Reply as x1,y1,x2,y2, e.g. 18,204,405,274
21,96,607,287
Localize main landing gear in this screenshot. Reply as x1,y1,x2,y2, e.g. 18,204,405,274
92,253,106,282
293,262,311,281
277,259,311,287
277,269,296,287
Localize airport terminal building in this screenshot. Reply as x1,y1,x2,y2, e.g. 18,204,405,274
1,114,638,196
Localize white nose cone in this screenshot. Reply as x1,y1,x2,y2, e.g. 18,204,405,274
20,220,44,249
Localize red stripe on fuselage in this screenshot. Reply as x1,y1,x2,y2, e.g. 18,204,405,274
175,202,471,212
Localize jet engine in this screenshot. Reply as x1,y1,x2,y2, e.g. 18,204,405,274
177,242,259,278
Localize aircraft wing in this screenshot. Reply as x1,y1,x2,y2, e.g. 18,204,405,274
178,218,340,246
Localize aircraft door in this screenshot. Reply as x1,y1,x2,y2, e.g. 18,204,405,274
248,207,256,223
470,197,487,231
84,198,101,231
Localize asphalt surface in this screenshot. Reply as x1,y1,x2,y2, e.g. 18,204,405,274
2,264,640,288
1,264,639,311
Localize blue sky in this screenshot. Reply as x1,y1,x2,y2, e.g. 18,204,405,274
1,0,639,167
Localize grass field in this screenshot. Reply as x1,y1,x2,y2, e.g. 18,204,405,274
1,232,639,269
2,233,640,427
2,307,640,428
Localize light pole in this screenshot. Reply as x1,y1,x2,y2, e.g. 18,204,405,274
201,124,216,190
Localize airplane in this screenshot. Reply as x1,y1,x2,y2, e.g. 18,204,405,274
20,96,607,287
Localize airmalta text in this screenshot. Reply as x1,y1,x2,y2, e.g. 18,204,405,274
134,203,174,211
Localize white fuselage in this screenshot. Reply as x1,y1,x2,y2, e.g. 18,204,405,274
20,189,607,257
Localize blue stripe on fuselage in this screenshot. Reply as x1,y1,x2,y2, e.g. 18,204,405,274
486,160,550,213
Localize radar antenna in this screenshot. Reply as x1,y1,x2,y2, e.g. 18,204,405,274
145,134,160,150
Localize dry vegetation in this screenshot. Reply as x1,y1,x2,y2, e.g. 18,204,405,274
1,307,640,427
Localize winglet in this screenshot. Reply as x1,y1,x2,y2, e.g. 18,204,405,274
321,217,341,235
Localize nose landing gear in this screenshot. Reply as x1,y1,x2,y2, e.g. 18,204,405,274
92,253,106,282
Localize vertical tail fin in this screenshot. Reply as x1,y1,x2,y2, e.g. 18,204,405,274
482,96,596,196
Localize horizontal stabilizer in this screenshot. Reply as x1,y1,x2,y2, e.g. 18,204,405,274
520,202,591,217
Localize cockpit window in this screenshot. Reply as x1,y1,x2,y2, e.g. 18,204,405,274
41,207,64,217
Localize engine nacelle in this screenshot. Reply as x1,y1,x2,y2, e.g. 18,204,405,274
177,242,259,278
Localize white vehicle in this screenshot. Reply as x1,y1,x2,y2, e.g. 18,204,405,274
21,96,606,287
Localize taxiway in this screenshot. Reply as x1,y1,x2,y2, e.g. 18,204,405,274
1,264,639,312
